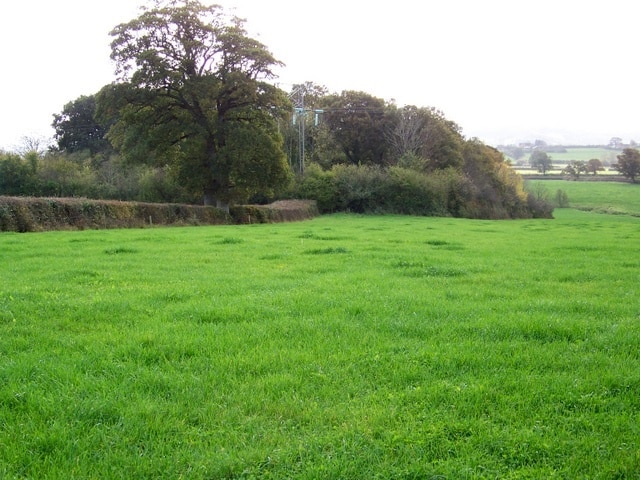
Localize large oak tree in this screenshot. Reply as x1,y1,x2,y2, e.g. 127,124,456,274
98,0,292,208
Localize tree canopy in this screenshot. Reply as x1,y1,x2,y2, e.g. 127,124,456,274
562,160,586,180
614,148,640,183
319,91,390,166
586,158,604,175
52,95,111,155
529,150,553,175
97,0,292,208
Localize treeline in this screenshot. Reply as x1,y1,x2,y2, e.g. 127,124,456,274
0,149,201,204
1,86,553,219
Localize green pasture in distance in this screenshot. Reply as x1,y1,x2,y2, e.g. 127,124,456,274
545,147,621,164
507,147,621,167
529,179,640,216
1,210,639,478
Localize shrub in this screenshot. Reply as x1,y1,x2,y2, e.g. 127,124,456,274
286,161,554,219
0,153,37,195
526,193,555,218
383,167,447,215
291,163,338,213
332,164,386,213
555,189,570,208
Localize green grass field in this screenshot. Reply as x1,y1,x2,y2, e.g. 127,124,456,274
529,180,640,216
504,147,622,165
1,194,639,477
544,147,621,164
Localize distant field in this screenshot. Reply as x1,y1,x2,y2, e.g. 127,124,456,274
1,208,639,478
511,147,622,174
528,179,640,216
546,147,621,164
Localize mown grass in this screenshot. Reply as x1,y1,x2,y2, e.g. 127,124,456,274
530,180,640,216
1,209,639,478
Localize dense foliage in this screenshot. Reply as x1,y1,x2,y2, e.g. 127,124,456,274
529,149,553,175
98,0,292,209
52,95,112,155
0,0,557,219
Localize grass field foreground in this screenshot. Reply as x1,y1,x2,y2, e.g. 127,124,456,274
1,209,639,478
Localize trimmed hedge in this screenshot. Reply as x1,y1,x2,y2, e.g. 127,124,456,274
0,197,318,232
230,200,319,224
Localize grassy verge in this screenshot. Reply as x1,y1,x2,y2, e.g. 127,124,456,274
1,210,639,478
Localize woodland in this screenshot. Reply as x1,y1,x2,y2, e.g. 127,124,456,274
0,1,553,219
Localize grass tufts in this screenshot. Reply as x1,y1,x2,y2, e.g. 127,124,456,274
0,209,638,477
393,260,467,278
217,237,244,245
304,246,349,255
104,246,138,255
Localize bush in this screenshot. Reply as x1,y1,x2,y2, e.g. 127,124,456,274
332,164,387,213
555,189,570,208
291,164,338,213
526,193,555,218
287,162,554,219
0,153,37,196
383,167,448,215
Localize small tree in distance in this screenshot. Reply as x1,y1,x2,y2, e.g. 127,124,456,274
586,158,604,175
529,150,553,175
562,160,586,180
613,148,640,183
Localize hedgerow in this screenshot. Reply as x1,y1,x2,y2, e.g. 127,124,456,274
288,163,553,219
0,197,318,232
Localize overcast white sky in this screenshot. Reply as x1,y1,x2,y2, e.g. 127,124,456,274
1,0,638,151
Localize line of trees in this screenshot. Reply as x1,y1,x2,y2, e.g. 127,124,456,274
0,0,556,219
526,148,639,182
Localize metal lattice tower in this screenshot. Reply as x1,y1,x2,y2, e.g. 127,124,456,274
289,85,323,174
290,87,306,174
